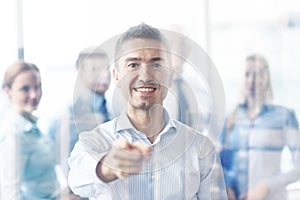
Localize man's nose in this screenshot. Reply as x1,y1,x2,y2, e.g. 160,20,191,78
138,64,154,82
29,89,38,99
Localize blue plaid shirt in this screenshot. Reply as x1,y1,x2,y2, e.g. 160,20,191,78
221,104,300,200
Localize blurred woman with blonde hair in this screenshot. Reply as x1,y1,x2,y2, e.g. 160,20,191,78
221,54,300,200
0,61,58,199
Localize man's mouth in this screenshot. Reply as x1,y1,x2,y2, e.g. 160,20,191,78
135,87,156,92
30,100,39,107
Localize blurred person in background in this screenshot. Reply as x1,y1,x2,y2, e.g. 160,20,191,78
48,46,111,199
221,54,300,200
165,24,211,132
0,61,59,199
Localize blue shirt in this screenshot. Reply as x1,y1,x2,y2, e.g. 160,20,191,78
68,110,227,200
48,87,111,199
49,88,110,154
0,109,58,200
221,104,300,200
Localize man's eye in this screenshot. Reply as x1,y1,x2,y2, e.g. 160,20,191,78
35,85,41,91
152,63,162,68
128,63,138,68
21,86,29,92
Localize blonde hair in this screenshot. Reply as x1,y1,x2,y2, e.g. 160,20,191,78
226,54,273,132
2,61,40,89
244,54,273,104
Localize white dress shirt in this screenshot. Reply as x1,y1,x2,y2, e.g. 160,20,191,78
68,110,227,200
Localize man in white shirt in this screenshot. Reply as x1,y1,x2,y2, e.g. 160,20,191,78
68,23,227,200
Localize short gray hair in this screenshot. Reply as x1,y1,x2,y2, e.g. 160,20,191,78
114,23,170,67
76,46,108,69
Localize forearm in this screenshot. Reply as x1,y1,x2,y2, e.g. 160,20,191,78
68,142,112,197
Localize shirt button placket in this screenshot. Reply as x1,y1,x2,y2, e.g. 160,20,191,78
149,146,155,200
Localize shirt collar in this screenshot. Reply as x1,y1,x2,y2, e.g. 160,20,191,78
79,88,106,111
241,102,270,110
8,108,37,133
116,108,177,136
240,102,270,116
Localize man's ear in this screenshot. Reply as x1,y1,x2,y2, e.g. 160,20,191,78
77,67,84,80
4,86,11,98
112,68,121,87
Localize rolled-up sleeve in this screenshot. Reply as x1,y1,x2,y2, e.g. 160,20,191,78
68,141,118,198
197,143,228,200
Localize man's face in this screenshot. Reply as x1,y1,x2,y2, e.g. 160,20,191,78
113,38,174,110
79,56,111,95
